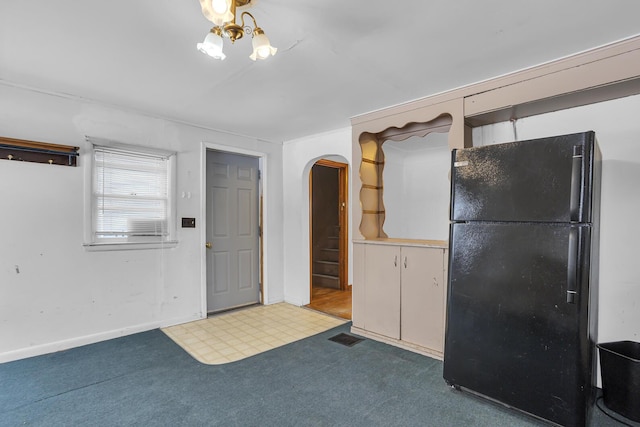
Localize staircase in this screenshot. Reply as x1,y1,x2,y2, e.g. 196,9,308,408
312,226,340,289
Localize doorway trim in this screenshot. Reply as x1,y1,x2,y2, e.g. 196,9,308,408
309,159,349,298
200,142,268,318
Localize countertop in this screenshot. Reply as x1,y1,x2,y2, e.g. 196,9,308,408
353,238,448,249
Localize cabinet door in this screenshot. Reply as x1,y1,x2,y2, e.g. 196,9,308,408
400,247,445,352
364,244,401,339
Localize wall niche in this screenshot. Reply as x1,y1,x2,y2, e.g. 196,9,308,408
358,114,451,241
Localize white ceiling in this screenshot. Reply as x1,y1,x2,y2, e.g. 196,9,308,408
1,1,640,143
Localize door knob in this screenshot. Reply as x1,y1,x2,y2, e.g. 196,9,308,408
205,242,212,249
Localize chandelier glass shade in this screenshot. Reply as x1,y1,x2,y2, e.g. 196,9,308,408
196,27,226,60
197,0,277,61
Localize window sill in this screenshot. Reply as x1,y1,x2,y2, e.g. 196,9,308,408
83,241,179,252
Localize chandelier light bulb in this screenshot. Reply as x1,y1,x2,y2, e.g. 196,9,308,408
211,0,229,14
198,0,233,26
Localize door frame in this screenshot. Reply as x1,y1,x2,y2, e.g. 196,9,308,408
309,159,349,296
200,142,268,317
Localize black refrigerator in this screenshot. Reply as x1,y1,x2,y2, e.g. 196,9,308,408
443,131,601,427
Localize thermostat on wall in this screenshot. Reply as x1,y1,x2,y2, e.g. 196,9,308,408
182,218,196,228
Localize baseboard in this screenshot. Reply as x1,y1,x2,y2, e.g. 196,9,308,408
159,313,205,329
282,295,305,306
0,313,202,364
350,326,444,361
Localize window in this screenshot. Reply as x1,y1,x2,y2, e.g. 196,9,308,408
88,143,176,247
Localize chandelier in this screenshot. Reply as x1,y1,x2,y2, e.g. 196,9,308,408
197,0,277,61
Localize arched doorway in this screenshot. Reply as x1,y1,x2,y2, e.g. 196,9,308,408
306,159,350,319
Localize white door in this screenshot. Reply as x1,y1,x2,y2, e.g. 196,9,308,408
206,150,260,313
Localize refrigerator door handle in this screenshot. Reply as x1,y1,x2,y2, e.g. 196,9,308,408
566,227,579,304
569,144,584,222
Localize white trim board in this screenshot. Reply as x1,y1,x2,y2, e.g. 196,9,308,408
0,314,201,364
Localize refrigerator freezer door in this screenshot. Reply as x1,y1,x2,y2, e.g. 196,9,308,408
443,222,594,427
450,131,596,223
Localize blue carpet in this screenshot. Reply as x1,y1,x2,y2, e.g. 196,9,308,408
0,324,631,426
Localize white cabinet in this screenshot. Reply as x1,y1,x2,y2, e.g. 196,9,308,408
352,240,447,359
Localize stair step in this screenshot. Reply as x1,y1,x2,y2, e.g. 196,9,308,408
314,260,339,276
315,260,338,265
325,236,339,249
312,273,340,289
320,248,339,262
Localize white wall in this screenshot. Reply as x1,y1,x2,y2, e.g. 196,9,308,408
282,128,352,306
382,132,451,240
0,83,284,362
6,77,635,367
472,94,640,344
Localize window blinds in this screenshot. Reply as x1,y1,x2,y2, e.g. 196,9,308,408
93,146,169,240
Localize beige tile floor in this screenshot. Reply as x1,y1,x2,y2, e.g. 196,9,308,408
161,303,347,365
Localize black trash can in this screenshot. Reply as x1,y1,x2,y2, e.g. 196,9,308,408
597,341,640,422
